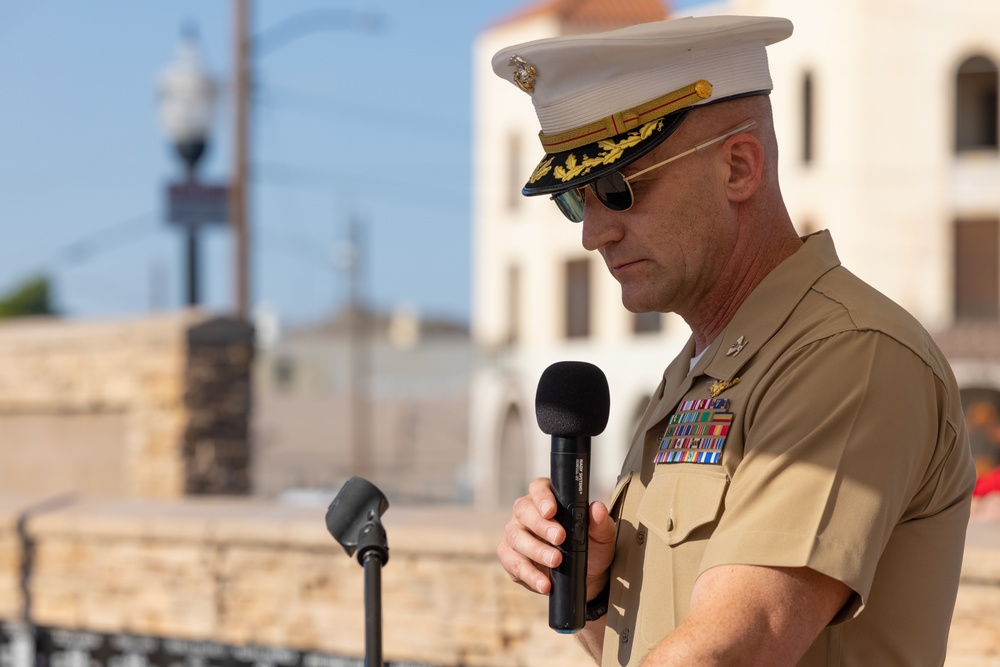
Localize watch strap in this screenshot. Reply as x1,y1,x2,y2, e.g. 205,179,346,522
584,579,611,622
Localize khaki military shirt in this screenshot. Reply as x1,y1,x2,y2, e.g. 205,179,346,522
602,231,975,666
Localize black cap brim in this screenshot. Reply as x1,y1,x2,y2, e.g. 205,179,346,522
521,108,691,197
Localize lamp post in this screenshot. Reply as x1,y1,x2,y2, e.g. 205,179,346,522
158,26,222,307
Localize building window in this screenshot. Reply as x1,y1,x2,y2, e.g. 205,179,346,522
954,218,999,320
507,132,522,211
506,264,521,345
955,55,999,153
565,258,591,338
633,311,662,334
802,70,815,164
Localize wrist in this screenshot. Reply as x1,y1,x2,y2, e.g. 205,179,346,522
586,571,610,601
585,577,611,622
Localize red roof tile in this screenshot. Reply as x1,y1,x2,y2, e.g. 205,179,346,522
493,0,670,32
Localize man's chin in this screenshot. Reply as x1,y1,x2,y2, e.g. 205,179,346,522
620,296,657,314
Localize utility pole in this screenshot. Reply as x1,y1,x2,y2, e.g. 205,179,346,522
231,0,251,320
229,4,383,322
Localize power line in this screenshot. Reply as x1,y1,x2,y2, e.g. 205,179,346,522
251,8,384,58
255,225,337,270
255,82,469,141
252,162,470,210
0,210,161,277
54,211,161,265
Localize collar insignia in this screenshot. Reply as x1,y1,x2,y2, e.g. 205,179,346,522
726,335,747,356
508,55,538,94
709,377,740,399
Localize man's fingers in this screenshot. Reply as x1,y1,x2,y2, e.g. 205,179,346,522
528,477,558,518
497,532,553,594
496,479,569,597
516,479,565,545
504,517,562,569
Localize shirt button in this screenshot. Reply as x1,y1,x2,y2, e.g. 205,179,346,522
636,528,646,545
621,627,630,644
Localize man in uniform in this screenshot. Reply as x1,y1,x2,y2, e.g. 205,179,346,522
493,15,975,666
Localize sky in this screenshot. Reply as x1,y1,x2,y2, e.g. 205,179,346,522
0,0,707,330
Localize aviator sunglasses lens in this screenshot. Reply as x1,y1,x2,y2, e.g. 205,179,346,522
552,189,585,222
550,170,632,221
593,172,633,211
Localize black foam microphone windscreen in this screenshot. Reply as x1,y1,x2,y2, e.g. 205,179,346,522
535,361,611,437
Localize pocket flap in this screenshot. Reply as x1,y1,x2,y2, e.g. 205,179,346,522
608,472,632,519
636,472,728,545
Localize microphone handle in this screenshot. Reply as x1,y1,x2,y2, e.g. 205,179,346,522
549,435,591,633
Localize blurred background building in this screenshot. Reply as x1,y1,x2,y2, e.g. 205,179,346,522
253,303,475,504
1,0,1000,664
470,0,1000,509
1,0,997,515
2,0,997,510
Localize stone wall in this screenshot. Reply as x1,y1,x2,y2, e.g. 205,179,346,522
949,520,1000,667
0,313,252,499
0,494,589,666
0,494,997,666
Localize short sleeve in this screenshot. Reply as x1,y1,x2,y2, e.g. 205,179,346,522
699,330,944,619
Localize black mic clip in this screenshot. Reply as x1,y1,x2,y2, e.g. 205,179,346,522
326,476,390,566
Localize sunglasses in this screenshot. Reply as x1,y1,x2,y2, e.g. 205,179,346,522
550,119,757,222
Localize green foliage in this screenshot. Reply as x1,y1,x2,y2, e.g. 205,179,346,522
0,275,55,318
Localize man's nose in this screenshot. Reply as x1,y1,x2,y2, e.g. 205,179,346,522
581,196,625,251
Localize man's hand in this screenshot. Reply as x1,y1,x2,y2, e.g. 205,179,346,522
497,477,617,600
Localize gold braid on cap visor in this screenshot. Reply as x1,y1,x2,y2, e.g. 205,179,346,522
538,80,713,153
530,80,713,186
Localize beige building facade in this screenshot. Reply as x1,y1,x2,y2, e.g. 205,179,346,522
252,309,476,505
470,0,1000,508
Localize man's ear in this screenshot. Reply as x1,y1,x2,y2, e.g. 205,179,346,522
723,134,765,203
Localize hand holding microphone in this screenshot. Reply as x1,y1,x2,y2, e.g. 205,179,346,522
496,361,614,633
535,361,611,633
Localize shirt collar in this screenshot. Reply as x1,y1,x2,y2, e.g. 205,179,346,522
695,230,842,381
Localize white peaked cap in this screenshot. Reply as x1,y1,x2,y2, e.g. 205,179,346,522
491,15,793,195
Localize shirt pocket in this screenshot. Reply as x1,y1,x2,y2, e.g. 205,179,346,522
634,469,728,648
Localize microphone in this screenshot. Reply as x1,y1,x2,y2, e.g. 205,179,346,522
535,361,610,633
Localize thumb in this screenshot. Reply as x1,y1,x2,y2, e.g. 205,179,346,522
589,500,616,545
586,501,616,591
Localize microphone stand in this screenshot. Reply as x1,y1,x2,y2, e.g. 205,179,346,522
358,514,388,667
326,477,390,667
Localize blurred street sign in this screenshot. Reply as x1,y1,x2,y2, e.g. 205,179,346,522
166,181,229,227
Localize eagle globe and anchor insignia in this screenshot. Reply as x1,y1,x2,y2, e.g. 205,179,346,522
508,55,538,93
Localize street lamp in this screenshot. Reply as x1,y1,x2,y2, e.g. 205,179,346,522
160,26,217,178
158,26,223,307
